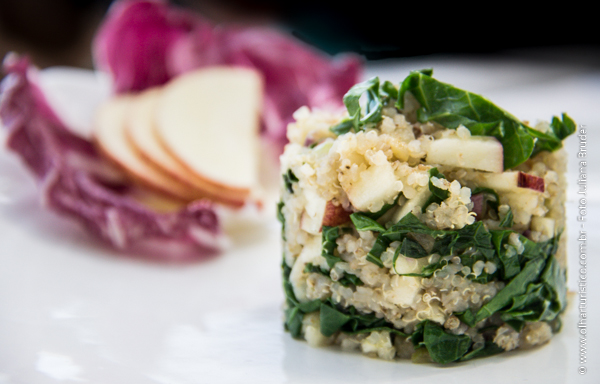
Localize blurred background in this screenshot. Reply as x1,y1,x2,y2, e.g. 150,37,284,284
1,0,599,69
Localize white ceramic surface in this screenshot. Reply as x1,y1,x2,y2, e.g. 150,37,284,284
1,59,599,383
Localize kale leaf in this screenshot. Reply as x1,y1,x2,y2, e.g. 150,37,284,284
397,69,575,169
410,320,472,364
304,263,364,287
319,299,407,337
282,261,321,338
283,169,298,194
321,226,342,268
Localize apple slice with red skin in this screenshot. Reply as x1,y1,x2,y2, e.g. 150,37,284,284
517,172,545,192
322,200,352,227
476,171,544,193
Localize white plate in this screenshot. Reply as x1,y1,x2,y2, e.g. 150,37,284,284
1,60,599,383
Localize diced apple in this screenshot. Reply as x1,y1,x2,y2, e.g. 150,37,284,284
425,136,503,173
155,67,263,193
391,187,431,223
289,236,323,302
388,275,422,308
518,172,545,192
345,162,402,212
300,189,327,235
477,171,545,193
394,254,428,275
504,191,544,225
531,216,556,238
322,200,352,227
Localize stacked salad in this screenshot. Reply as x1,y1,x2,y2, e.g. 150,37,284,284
278,70,574,363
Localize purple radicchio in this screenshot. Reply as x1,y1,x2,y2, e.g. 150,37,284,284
0,55,225,260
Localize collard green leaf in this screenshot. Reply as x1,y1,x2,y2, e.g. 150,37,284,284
319,300,402,337
283,169,298,194
475,256,546,323
322,226,342,268
528,113,576,158
421,167,450,212
350,212,386,232
365,237,389,268
380,80,399,100
398,237,430,258
304,263,363,287
329,118,354,136
459,341,504,361
320,302,351,336
398,70,539,169
282,261,321,338
284,306,303,338
330,77,383,134
422,321,472,364
540,255,567,315
499,207,514,228
428,168,450,200
277,200,286,240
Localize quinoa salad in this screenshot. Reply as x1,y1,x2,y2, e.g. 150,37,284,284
278,70,575,364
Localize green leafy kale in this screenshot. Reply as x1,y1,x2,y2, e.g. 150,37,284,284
283,169,299,194
330,77,403,135
421,167,450,212
499,207,514,228
397,69,576,169
357,209,566,332
458,234,565,329
319,299,407,337
304,263,363,287
321,226,343,268
350,212,386,232
277,200,286,240
282,261,321,338
410,320,472,364
459,341,504,361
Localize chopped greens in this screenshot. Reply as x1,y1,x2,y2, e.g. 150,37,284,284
361,211,566,332
283,169,298,194
282,261,321,338
421,167,450,212
350,212,386,232
321,226,342,268
319,299,407,337
329,77,383,134
499,207,514,228
397,69,575,169
329,76,401,135
329,70,574,169
304,263,364,287
277,200,285,240
459,341,504,361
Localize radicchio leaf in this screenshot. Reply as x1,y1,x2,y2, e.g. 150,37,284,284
0,55,225,260
92,0,362,147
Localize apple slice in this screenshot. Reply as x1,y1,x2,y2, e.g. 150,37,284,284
94,96,203,201
155,66,263,195
322,200,352,227
476,171,545,193
425,136,503,173
125,88,247,207
392,186,431,223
